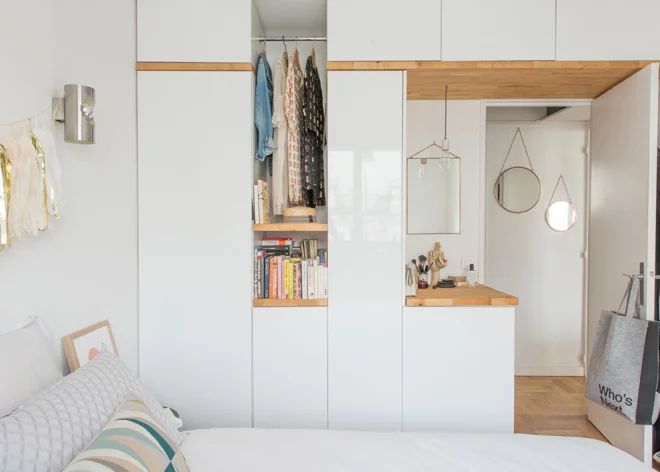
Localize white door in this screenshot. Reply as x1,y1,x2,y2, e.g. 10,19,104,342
253,307,327,429
138,71,253,429
588,63,659,464
327,71,404,430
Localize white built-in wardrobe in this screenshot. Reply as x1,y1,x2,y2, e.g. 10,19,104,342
137,7,660,467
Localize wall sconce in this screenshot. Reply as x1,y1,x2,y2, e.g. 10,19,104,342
53,84,95,144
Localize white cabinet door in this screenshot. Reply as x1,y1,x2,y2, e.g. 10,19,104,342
587,64,658,465
442,0,555,60
328,0,441,61
137,0,251,62
253,307,327,429
557,0,660,60
403,307,515,433
138,71,252,429
327,71,404,430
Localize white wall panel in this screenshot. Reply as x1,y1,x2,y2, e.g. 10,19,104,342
138,71,252,429
557,0,660,60
138,0,251,62
442,0,555,60
327,71,404,430
403,307,515,433
253,307,327,429
328,0,441,61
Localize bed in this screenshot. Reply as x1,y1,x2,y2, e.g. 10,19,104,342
180,428,651,471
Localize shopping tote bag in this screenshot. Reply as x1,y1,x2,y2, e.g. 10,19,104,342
586,277,660,424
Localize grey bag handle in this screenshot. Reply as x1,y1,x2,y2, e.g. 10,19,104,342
618,277,642,318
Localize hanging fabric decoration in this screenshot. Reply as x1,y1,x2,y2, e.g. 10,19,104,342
0,144,11,248
545,174,577,232
0,107,61,252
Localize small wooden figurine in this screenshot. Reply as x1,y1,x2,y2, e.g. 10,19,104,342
428,242,448,288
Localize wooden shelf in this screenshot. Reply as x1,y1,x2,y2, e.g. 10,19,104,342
406,285,518,307
253,223,328,232
253,298,328,308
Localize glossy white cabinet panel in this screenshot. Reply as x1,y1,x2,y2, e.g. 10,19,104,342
253,307,328,429
403,307,515,433
327,71,404,430
138,0,251,62
138,72,252,429
327,0,441,61
557,0,660,60
442,0,555,60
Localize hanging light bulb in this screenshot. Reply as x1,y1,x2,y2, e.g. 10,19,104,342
418,158,428,179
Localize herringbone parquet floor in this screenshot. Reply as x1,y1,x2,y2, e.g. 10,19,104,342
515,376,607,441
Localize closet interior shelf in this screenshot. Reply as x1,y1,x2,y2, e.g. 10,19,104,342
253,223,328,232
253,298,328,308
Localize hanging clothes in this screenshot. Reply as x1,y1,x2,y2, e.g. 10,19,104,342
302,55,326,207
271,51,289,215
254,52,275,161
284,49,305,206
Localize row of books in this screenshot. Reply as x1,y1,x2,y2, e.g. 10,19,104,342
254,239,327,300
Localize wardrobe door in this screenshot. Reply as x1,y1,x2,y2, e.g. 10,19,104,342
138,71,252,429
327,0,441,61
556,0,660,60
327,71,404,430
442,0,555,60
253,307,328,429
137,0,251,62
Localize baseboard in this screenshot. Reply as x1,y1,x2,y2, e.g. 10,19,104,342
516,365,585,376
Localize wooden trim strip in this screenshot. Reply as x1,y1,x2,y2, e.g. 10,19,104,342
327,60,655,72
136,62,253,72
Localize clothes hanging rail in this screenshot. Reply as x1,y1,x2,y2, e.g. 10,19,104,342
254,37,327,42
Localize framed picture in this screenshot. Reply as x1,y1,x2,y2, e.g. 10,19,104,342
62,320,118,372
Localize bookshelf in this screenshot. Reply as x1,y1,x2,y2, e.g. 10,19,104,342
253,298,328,308
253,223,328,232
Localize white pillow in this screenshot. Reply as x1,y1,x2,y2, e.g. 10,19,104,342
0,318,62,417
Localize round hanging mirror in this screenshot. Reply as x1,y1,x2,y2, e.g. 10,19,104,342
494,166,541,213
546,200,576,231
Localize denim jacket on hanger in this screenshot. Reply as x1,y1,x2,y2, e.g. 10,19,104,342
254,52,275,161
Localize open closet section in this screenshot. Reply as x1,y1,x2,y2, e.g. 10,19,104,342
250,0,329,429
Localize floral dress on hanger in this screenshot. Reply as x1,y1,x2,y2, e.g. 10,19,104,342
284,49,305,206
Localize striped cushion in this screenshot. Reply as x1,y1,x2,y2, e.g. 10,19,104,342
64,398,189,472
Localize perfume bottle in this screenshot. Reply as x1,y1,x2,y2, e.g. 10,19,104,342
466,263,478,287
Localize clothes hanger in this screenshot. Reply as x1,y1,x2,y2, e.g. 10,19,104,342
281,35,288,55
311,44,317,67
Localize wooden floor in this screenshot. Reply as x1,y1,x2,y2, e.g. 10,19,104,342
515,376,607,441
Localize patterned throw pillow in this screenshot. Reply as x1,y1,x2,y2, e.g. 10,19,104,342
64,397,189,472
0,353,181,472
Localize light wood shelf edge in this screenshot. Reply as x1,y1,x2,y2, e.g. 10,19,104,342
327,60,655,72
253,299,328,307
253,223,328,232
136,62,253,72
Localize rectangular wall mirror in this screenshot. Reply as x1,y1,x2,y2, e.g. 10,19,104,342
407,157,460,234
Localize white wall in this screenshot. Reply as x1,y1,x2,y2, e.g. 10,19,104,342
405,100,482,277
0,0,138,373
485,123,587,376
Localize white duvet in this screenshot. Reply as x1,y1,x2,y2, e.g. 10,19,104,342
180,428,651,471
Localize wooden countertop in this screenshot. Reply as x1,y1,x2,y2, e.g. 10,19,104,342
406,285,518,307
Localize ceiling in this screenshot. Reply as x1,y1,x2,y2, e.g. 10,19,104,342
403,61,652,100
254,0,326,36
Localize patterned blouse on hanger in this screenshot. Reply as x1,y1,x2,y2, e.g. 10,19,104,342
284,49,305,206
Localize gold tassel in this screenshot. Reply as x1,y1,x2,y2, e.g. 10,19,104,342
0,144,11,247
30,131,59,230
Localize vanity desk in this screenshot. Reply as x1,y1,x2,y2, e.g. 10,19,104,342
403,285,518,433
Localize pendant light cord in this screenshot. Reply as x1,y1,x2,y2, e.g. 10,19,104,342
444,85,448,141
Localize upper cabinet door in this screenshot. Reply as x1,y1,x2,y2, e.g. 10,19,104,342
138,0,251,62
328,0,441,61
442,0,555,60
557,0,660,60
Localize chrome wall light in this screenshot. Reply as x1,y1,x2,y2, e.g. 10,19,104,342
53,84,95,144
